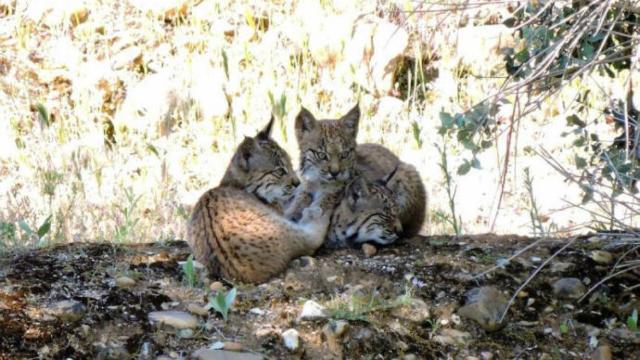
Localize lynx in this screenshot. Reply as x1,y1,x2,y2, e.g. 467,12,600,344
290,104,427,246
186,118,336,283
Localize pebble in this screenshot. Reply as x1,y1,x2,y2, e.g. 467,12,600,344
551,278,586,300
480,351,494,360
178,328,194,339
457,286,508,331
187,303,210,316
362,243,377,257
591,345,613,360
550,261,575,273
433,328,472,346
255,326,278,339
323,320,349,339
249,307,265,316
210,281,225,292
45,300,86,322
391,297,430,323
115,276,136,288
282,328,300,352
298,300,327,321
192,349,263,360
589,250,613,264
148,310,199,329
354,327,373,341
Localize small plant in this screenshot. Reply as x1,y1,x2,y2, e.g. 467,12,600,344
208,287,237,321
19,216,52,247
267,90,287,140
436,137,463,235
114,187,142,243
411,121,423,148
628,308,638,332
182,254,198,287
559,322,569,334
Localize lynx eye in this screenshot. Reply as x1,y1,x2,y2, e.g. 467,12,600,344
274,168,286,176
340,151,350,160
316,152,328,161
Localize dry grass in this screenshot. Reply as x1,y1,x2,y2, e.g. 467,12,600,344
0,0,637,249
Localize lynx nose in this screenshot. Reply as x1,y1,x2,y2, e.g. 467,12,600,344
292,177,301,188
329,169,340,178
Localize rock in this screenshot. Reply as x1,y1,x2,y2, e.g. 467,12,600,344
362,243,377,257
589,250,613,265
45,300,86,322
550,261,575,273
223,342,244,351
433,329,472,346
148,310,198,329
457,286,508,331
192,349,263,360
210,281,225,292
255,326,278,339
480,351,494,360
298,300,327,321
249,307,265,316
187,303,209,317
178,328,194,339
282,328,300,352
591,345,613,360
552,278,586,300
354,327,373,341
391,297,430,323
323,320,348,338
115,276,136,288
610,328,640,344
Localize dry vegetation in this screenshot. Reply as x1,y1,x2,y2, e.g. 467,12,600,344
0,0,638,251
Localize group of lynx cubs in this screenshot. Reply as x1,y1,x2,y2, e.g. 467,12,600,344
187,104,427,283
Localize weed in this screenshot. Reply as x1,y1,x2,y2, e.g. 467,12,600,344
411,121,423,148
182,254,198,287
436,137,462,235
208,287,237,321
114,188,142,243
18,216,52,247
628,308,638,331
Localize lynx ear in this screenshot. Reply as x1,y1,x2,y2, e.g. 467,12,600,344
235,136,256,171
257,115,275,141
295,106,317,141
340,103,360,137
347,177,369,203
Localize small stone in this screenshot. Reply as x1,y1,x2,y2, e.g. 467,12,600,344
362,243,377,257
187,303,209,317
148,310,198,329
45,300,86,322
391,297,430,323
223,342,244,351
178,328,194,339
323,320,349,339
210,281,225,292
550,261,575,273
298,300,327,321
255,326,278,339
433,329,472,346
249,307,265,316
481,351,494,360
591,345,613,360
458,286,508,331
589,250,613,265
552,278,586,300
192,349,263,360
282,328,300,352
294,256,316,268
354,327,373,341
115,276,136,288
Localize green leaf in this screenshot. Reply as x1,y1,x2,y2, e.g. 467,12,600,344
628,308,638,331
224,287,237,309
471,158,481,169
439,112,454,130
35,103,50,128
457,161,471,175
575,155,587,169
566,114,586,128
18,220,32,236
37,215,52,239
221,50,229,80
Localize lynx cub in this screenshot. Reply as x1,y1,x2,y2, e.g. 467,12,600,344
187,118,335,283
290,104,427,247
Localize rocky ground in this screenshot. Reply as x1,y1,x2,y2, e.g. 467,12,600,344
1,234,639,359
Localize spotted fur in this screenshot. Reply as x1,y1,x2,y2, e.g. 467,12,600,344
187,118,336,284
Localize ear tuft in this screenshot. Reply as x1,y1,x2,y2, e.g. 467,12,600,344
257,115,275,141
340,103,360,136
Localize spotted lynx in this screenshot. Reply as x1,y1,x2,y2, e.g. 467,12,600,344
187,118,335,283
289,104,427,247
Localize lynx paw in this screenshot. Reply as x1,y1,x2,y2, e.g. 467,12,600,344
300,206,323,223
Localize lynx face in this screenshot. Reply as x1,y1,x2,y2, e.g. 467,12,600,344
222,117,300,208
327,171,402,248
294,104,360,185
